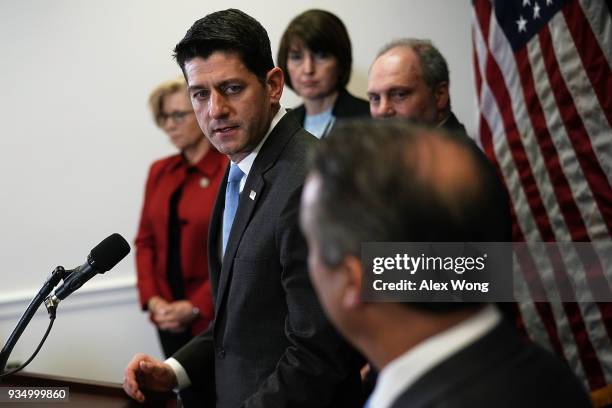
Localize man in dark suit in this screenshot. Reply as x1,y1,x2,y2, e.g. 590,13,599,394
367,38,467,135
123,9,362,407
300,120,591,407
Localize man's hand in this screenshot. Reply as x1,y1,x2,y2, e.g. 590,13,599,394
123,353,177,403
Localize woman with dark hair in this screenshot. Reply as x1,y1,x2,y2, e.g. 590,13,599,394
278,9,369,138
135,77,227,357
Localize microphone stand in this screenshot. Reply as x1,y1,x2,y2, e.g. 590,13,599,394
0,266,68,375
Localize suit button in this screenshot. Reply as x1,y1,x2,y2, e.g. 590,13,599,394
217,348,226,359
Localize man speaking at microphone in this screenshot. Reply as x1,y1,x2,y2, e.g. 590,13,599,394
122,8,362,408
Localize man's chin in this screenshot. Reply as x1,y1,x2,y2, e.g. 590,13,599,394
214,144,249,162
210,139,239,155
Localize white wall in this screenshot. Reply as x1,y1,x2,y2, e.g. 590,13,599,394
0,0,473,382
0,279,160,382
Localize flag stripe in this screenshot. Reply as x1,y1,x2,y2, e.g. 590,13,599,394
544,246,607,388
523,30,612,328
561,300,607,389
510,226,606,387
474,0,585,368
481,2,572,245
595,302,612,383
473,7,533,247
527,33,611,242
515,46,589,241
472,28,486,152
578,0,612,70
472,0,612,389
563,1,612,127
538,25,612,237
482,20,555,243
527,33,612,379
472,17,494,160
474,69,568,359
549,11,612,192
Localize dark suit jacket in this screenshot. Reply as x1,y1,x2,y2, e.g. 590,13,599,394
389,321,591,408
173,112,363,407
442,111,467,136
291,88,370,128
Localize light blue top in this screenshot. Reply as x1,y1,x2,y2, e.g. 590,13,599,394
304,108,336,139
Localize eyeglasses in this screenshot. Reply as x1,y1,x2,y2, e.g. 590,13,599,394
158,110,194,125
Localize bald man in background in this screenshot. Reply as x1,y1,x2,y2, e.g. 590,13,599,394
367,38,467,135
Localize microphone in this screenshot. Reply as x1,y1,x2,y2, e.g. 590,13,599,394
51,233,130,301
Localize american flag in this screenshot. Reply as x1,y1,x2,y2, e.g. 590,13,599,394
472,0,612,398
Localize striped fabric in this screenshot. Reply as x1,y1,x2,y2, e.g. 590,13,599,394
472,0,612,392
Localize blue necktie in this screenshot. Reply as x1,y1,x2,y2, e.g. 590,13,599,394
222,163,244,255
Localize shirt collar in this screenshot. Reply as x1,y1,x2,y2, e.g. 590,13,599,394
233,106,286,179
368,305,501,408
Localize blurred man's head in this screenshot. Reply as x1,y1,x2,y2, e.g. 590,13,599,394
367,39,450,123
300,119,510,349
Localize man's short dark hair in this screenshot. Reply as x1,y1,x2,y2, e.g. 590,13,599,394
277,9,353,91
307,119,511,312
174,9,275,83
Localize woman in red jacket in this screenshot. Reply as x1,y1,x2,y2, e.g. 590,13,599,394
135,77,227,357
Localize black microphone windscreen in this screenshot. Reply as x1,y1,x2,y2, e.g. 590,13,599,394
90,233,131,272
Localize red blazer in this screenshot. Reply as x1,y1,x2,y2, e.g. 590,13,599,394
135,148,228,335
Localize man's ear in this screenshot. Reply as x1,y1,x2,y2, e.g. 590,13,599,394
341,255,364,310
434,81,450,115
266,67,284,105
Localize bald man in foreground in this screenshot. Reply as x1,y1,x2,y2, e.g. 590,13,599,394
299,119,591,407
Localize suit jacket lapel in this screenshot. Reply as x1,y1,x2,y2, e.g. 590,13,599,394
207,163,228,305
213,112,301,319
